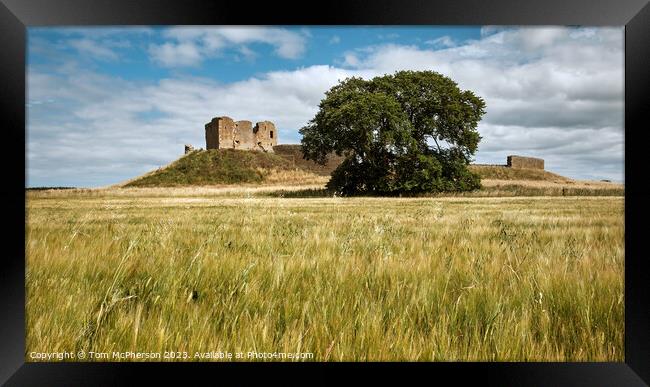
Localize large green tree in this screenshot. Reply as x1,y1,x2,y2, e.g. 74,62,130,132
300,70,486,195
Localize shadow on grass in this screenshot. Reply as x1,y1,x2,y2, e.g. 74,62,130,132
265,188,335,198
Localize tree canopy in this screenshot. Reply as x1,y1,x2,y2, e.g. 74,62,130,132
300,70,486,195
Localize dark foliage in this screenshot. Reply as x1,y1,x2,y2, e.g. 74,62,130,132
300,70,486,195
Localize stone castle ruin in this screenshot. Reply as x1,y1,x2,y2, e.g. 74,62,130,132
205,116,277,152
507,155,544,170
474,156,545,170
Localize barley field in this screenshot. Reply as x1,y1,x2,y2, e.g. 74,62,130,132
26,192,624,361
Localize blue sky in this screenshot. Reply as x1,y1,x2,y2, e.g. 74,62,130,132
29,27,482,83
27,26,624,187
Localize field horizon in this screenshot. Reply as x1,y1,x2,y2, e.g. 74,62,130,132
27,148,624,200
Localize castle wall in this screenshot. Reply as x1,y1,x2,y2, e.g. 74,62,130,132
205,118,219,149
205,116,237,150
507,155,544,170
235,120,254,149
254,121,277,152
273,144,345,176
218,117,236,149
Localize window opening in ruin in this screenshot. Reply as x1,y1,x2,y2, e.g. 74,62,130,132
270,131,273,138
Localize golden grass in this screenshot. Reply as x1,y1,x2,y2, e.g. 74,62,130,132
481,178,622,189
26,193,624,361
26,183,331,200
28,174,623,201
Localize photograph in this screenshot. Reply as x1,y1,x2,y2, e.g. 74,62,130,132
24,25,626,363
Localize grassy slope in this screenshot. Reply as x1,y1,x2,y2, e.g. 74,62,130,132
125,147,346,188
469,165,571,182
469,165,623,196
125,149,310,187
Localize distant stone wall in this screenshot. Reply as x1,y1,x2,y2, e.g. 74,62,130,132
273,144,345,176
472,163,507,167
205,116,277,152
507,155,544,170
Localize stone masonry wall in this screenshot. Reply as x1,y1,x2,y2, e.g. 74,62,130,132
273,144,345,176
254,121,277,151
205,116,236,149
234,120,253,150
204,118,219,149
507,155,544,170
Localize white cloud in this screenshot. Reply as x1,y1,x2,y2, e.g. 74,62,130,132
148,42,203,67
38,27,155,63
425,36,456,48
212,27,306,58
148,26,308,68
329,35,341,44
236,46,257,62
514,27,568,50
68,39,119,61
341,51,363,67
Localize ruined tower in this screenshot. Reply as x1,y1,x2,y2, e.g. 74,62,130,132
205,116,277,152
507,155,544,170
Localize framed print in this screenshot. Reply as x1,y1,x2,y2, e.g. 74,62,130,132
1,0,648,385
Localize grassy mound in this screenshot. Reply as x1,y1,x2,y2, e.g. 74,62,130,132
469,165,571,182
123,148,608,193
125,149,303,187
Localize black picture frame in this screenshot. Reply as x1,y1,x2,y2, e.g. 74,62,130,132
1,0,648,385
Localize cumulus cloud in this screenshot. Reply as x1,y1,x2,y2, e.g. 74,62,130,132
425,36,456,48
148,26,308,67
68,39,120,61
514,27,568,50
27,27,624,187
148,41,203,67
43,27,154,62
